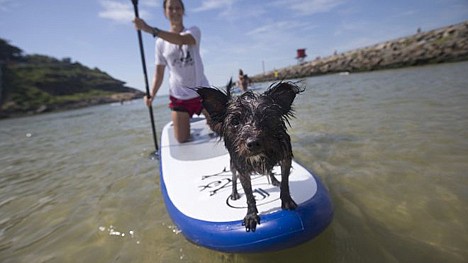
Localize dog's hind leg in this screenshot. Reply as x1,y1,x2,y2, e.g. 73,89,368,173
280,158,297,210
230,159,241,200
268,171,281,187
239,173,260,232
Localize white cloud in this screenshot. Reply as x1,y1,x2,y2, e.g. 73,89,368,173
247,20,308,36
142,0,160,8
98,0,152,23
273,0,345,15
192,0,236,12
99,1,133,23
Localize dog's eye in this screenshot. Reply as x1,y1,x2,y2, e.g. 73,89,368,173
228,112,243,127
231,117,240,126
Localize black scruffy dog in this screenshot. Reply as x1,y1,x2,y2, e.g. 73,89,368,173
197,81,303,232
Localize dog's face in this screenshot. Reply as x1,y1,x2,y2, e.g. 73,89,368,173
223,91,288,159
197,82,302,166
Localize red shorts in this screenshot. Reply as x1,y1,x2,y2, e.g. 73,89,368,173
169,96,203,118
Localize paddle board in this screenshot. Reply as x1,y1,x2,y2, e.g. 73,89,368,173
159,117,333,253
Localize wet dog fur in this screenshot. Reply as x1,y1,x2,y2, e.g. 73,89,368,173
197,81,303,232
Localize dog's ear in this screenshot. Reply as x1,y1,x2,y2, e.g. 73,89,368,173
226,77,234,98
264,82,303,116
197,87,228,132
197,87,228,116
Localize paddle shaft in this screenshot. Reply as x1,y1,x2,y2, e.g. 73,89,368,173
131,0,159,152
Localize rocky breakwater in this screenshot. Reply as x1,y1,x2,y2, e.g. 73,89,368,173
252,21,468,82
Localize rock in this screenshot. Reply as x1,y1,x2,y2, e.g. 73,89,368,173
252,21,468,82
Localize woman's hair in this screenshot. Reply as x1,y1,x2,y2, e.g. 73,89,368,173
163,0,185,12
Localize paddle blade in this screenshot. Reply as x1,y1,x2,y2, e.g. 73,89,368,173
149,150,159,160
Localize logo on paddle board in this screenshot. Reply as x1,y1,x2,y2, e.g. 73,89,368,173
198,167,280,209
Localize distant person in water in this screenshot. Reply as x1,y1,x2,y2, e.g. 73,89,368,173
133,0,210,143
237,69,251,92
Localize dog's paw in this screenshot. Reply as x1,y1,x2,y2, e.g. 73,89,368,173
242,213,260,232
230,192,241,200
281,196,298,210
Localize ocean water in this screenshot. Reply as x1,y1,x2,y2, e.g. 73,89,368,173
1,61,467,263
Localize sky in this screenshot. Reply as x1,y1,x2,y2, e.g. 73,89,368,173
1,0,467,95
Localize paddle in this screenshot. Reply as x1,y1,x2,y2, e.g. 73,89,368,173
131,0,159,159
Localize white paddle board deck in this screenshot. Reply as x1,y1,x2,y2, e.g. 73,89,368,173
159,117,333,253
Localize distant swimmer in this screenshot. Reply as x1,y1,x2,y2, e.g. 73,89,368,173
237,69,251,92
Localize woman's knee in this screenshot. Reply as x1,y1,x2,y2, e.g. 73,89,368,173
174,132,190,143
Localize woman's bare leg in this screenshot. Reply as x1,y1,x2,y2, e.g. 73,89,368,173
172,111,191,143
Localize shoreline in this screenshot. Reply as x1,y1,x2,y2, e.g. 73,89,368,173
251,21,468,82
0,92,144,119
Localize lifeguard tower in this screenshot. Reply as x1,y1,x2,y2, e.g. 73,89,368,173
296,48,307,64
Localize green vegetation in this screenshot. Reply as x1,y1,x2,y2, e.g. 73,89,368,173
0,38,143,118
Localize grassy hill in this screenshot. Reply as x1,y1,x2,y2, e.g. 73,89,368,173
0,38,144,118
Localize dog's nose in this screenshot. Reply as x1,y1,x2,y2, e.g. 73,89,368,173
246,138,261,151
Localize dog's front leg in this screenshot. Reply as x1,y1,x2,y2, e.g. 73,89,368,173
280,158,297,210
230,159,241,200
239,173,260,232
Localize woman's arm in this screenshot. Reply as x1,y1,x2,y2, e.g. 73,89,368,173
145,65,165,107
151,65,165,97
156,29,195,46
133,18,195,45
